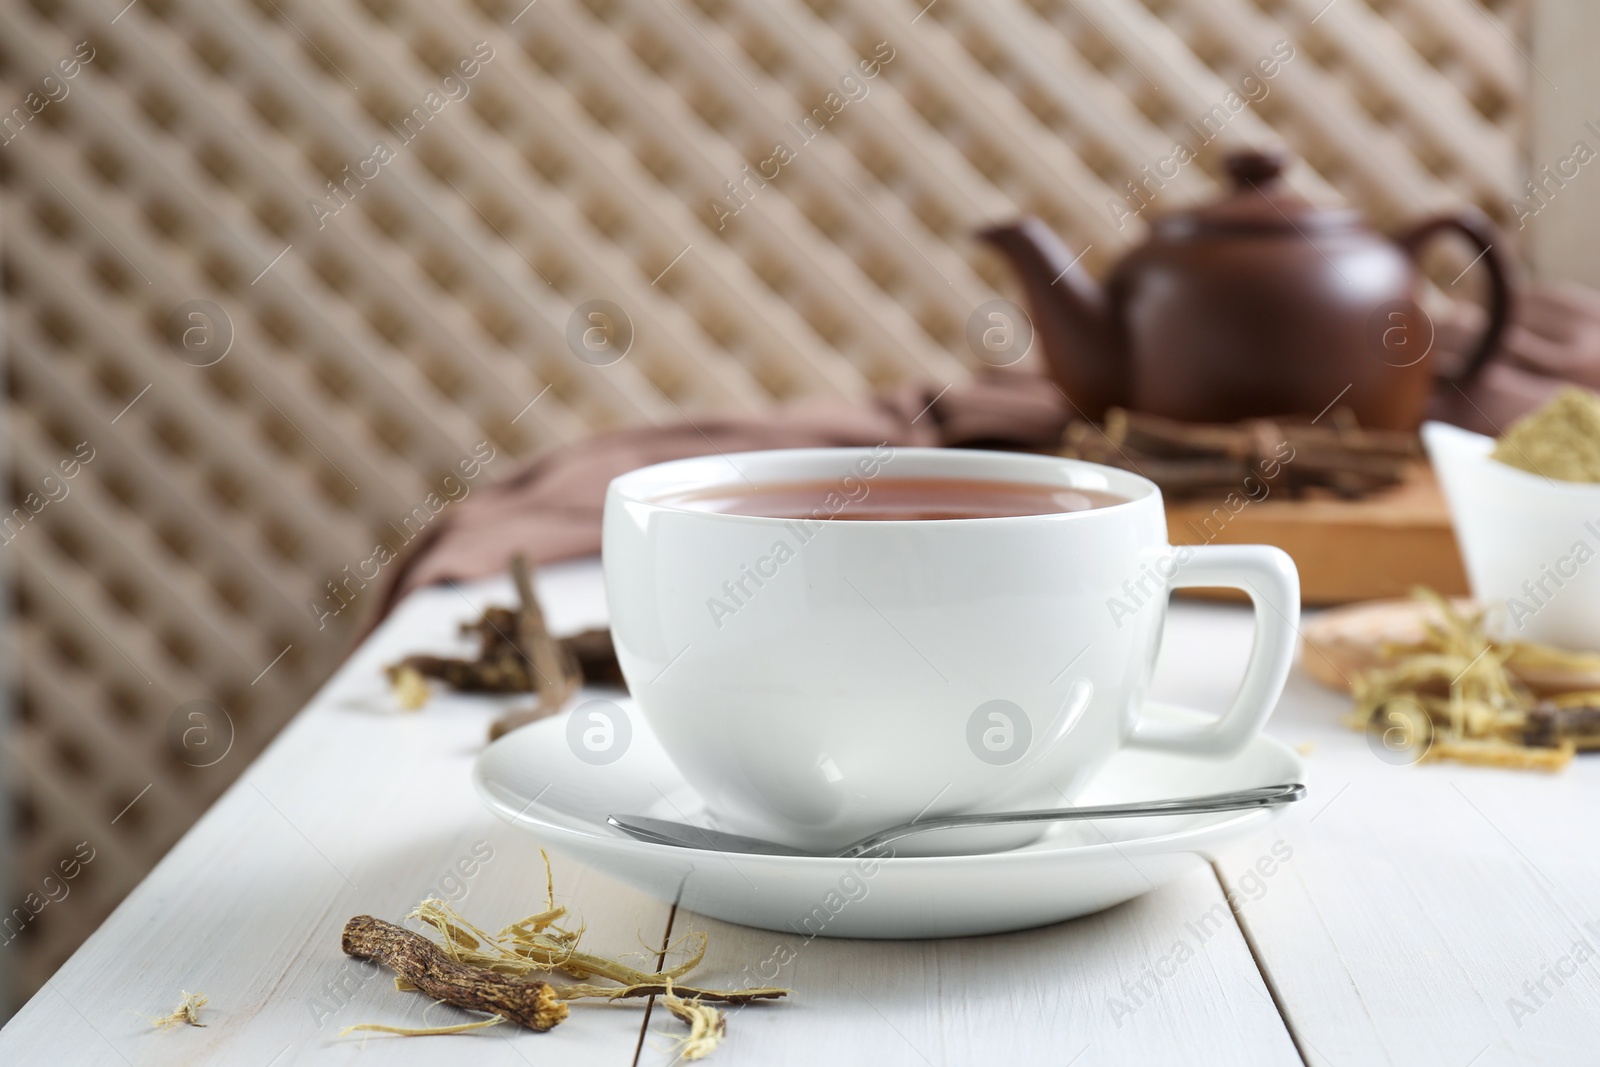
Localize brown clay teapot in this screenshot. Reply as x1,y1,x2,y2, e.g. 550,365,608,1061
979,149,1511,431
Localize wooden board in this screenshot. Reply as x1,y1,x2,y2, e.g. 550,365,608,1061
1152,600,1600,1067
1168,462,1469,605
651,869,1302,1067
1299,596,1600,695
8,560,1600,1062
0,561,669,1067
0,561,1299,1066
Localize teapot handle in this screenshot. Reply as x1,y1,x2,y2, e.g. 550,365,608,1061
1395,211,1512,387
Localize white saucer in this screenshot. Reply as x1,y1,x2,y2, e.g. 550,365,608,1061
473,700,1305,939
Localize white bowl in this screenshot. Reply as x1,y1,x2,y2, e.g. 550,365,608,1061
1423,420,1600,650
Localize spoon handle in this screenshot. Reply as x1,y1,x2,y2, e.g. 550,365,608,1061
838,783,1305,858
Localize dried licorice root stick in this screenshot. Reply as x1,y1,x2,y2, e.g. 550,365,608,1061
510,553,580,712
408,895,791,1004
341,915,569,1032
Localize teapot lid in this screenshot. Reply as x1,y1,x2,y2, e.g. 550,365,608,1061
1153,149,1362,237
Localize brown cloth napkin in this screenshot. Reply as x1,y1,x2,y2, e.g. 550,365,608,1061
372,282,1600,625
369,373,1072,623
1429,282,1600,432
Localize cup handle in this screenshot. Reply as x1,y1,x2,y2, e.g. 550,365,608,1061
1126,544,1300,756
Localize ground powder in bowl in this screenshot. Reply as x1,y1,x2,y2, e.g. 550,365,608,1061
1492,387,1600,482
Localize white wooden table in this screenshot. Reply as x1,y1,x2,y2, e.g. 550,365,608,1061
4,557,1599,1066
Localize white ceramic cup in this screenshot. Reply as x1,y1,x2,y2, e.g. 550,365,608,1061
603,447,1299,851
1424,420,1600,649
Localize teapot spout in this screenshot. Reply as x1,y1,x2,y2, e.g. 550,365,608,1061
978,218,1122,419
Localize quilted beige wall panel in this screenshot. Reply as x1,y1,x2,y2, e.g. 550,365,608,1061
0,0,1522,1002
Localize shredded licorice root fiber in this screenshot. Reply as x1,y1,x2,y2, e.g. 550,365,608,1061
148,990,207,1029
662,979,728,1061
340,851,785,1053
1346,589,1600,770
